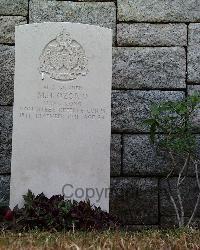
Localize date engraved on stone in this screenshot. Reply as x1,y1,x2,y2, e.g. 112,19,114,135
39,30,88,81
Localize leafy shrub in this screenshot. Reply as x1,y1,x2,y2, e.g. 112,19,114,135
145,93,200,155
2,190,120,231
145,93,200,227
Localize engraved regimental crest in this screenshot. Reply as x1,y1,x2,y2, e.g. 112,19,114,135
39,30,88,81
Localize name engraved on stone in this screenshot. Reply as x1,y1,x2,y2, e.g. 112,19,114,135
18,83,106,120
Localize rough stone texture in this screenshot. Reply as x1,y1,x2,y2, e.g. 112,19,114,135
110,177,158,224
123,135,171,176
0,106,12,174
0,16,27,44
78,0,111,1
188,86,200,132
118,0,200,22
188,85,200,94
29,0,116,42
112,47,186,89
160,216,200,228
123,134,200,177
188,47,200,84
188,23,200,46
0,175,10,207
0,0,28,16
0,45,15,105
117,23,187,47
188,24,200,84
111,134,121,176
111,90,185,132
160,177,200,217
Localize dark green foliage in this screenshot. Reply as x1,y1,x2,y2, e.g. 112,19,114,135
145,93,200,227
69,199,118,231
2,190,120,231
145,93,200,156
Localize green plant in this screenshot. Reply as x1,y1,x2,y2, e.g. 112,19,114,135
145,93,200,227
2,190,120,231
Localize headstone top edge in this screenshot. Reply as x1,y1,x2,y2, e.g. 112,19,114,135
15,22,113,34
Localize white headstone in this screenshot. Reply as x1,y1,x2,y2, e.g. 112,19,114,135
10,22,112,211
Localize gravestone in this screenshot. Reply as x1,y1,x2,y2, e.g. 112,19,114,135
10,22,112,211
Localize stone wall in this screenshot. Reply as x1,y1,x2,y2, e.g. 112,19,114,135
0,0,200,228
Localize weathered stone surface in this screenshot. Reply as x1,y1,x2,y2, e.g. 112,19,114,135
111,91,185,132
188,25,200,84
112,47,186,89
123,134,200,176
0,175,10,207
123,135,171,176
118,0,200,22
110,177,158,224
77,0,111,1
0,45,15,105
29,1,116,41
188,23,200,46
160,177,200,217
0,106,12,174
188,85,200,94
0,16,27,44
188,47,200,84
117,23,187,46
160,216,200,228
188,86,200,132
0,0,28,16
111,134,121,176
78,0,112,1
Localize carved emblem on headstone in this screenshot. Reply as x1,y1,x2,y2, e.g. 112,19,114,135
39,30,88,81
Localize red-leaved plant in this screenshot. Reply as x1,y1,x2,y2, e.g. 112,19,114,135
1,190,120,231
